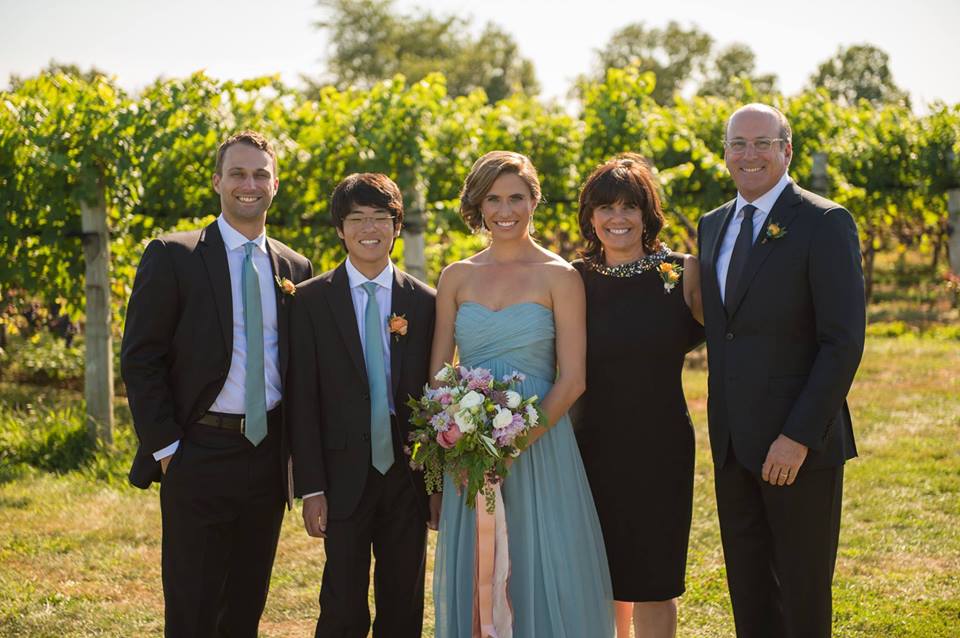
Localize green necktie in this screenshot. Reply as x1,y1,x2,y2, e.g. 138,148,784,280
362,281,394,474
242,242,267,446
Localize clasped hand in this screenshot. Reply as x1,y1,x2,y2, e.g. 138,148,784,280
761,434,808,486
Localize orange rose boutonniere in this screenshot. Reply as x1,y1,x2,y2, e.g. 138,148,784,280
763,223,788,244
275,276,296,296
388,313,408,340
657,261,683,294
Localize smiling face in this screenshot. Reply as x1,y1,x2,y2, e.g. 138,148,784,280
725,108,792,202
591,201,646,261
479,172,537,241
212,142,279,229
337,203,400,275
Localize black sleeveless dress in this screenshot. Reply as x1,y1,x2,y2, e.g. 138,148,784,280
573,253,704,602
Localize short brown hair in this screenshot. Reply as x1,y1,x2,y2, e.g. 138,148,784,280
578,153,665,266
214,130,278,175
330,173,404,231
458,151,542,232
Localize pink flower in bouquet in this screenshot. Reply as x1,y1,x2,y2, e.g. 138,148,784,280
426,386,455,406
464,367,494,391
437,423,463,449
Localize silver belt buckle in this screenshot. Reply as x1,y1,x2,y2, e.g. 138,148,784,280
239,417,246,434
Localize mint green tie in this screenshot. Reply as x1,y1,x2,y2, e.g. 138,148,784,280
242,242,267,446
362,282,394,474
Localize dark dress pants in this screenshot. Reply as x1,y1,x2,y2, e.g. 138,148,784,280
715,447,844,638
315,461,427,638
159,414,285,638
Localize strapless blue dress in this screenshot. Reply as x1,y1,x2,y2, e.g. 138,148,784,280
433,302,614,637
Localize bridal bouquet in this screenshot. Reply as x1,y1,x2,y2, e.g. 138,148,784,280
406,363,544,512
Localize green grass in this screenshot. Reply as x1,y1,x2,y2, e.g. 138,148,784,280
1,336,957,636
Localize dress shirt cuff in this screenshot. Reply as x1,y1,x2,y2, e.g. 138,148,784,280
153,440,180,461
302,491,325,499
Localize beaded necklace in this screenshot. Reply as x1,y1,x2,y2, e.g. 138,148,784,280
592,245,672,278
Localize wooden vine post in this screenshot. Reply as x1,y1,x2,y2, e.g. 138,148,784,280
80,179,114,445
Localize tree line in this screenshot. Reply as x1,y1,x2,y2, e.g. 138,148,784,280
2,67,958,322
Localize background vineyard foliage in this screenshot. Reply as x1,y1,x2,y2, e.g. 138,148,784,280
2,68,958,329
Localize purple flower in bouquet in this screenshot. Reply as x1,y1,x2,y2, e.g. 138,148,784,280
493,411,527,447
502,371,526,384
430,411,452,432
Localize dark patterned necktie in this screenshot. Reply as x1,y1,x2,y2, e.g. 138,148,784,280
724,204,757,314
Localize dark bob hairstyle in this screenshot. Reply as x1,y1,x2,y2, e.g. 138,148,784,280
577,153,665,266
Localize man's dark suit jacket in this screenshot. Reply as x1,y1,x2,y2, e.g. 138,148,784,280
121,220,313,492
286,262,435,521
697,181,865,472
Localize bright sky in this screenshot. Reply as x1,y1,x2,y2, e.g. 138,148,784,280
2,0,957,109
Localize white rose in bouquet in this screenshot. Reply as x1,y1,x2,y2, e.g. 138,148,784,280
492,408,514,430
454,409,477,433
458,390,484,410
504,390,522,409
525,404,539,427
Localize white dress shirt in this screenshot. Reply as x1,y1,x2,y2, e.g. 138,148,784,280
153,215,281,460
716,172,792,303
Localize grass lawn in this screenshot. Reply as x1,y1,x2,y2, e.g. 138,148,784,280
1,335,958,637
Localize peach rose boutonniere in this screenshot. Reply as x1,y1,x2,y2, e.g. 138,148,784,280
763,222,788,244
275,276,296,296
388,313,408,340
658,261,683,294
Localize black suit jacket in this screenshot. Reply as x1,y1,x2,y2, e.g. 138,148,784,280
697,182,865,472
121,220,313,492
286,262,436,521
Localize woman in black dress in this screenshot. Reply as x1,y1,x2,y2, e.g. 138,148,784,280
572,154,704,638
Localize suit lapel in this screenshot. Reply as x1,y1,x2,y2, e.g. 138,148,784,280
704,201,736,319
389,269,411,398
267,238,294,378
329,263,368,383
725,183,803,318
197,221,232,355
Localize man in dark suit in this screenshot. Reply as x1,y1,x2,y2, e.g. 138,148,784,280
121,130,313,637
287,173,440,638
697,104,865,637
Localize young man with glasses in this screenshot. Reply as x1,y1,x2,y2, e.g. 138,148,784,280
697,104,866,637
286,173,440,638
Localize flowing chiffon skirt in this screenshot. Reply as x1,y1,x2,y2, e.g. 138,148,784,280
433,302,614,637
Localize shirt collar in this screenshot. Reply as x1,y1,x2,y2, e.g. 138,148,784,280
345,257,394,291
735,172,792,218
217,214,268,254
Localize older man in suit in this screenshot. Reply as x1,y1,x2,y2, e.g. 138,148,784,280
121,130,313,637
287,173,440,638
697,104,865,637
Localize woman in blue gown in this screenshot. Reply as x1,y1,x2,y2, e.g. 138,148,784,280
429,151,614,637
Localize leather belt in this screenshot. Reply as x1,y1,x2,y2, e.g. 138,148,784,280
196,406,281,432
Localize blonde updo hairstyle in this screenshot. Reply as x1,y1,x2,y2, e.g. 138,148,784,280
458,151,542,232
